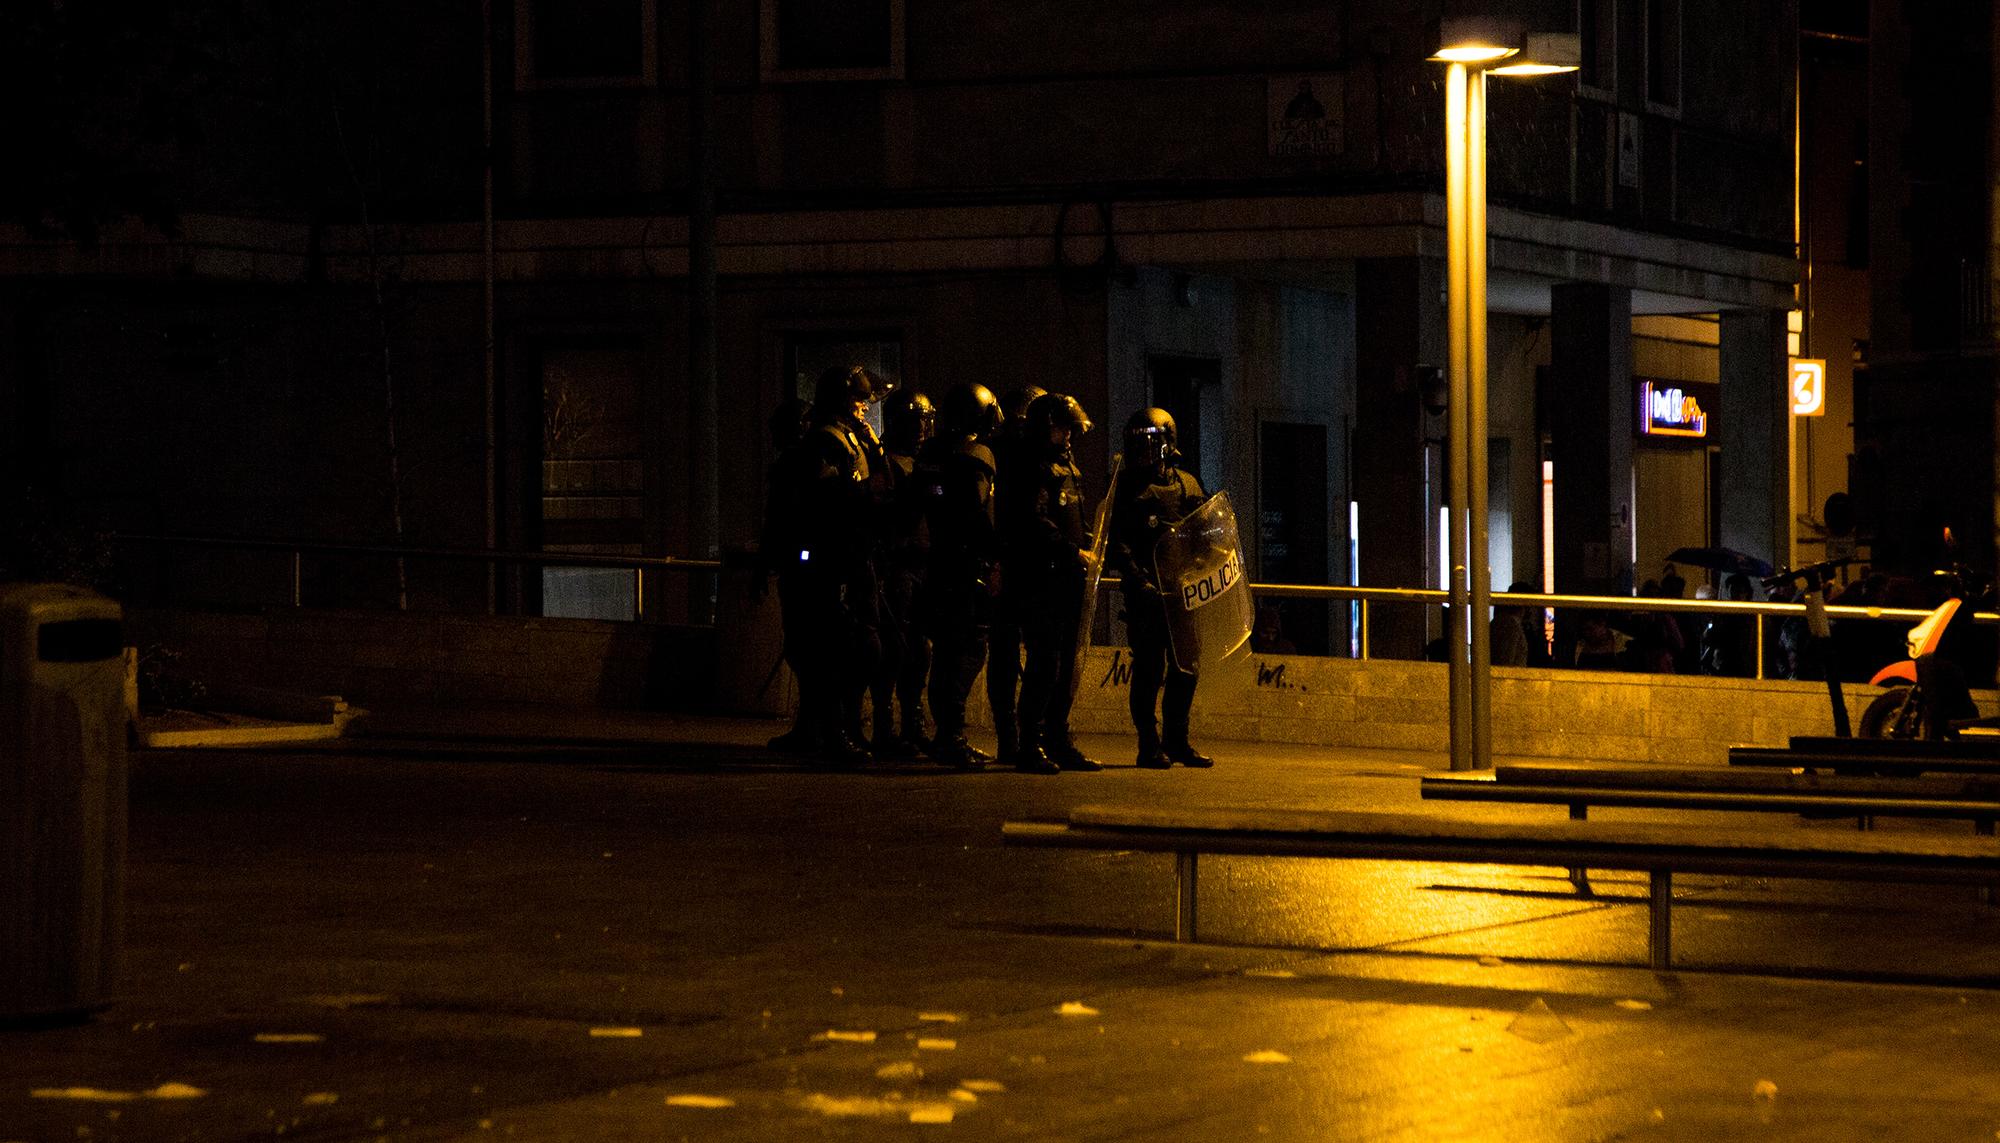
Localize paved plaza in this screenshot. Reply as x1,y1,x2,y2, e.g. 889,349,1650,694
4,708,1999,1141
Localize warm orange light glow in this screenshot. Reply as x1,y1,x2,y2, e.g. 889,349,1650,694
1431,44,1516,63
1487,62,1578,75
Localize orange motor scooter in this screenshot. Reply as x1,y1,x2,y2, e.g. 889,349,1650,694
1856,597,1961,739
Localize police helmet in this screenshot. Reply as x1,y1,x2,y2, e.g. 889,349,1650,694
938,383,1002,441
999,385,1047,430
883,389,936,449
767,397,812,450
1123,407,1177,466
1024,392,1092,441
812,364,895,417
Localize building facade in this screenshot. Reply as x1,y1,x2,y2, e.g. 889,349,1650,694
0,0,1802,667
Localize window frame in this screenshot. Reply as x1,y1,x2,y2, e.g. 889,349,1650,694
1643,0,1683,115
514,0,659,92
1576,0,1617,102
759,0,906,84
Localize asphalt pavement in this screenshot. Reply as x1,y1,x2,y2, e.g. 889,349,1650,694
4,706,2000,1141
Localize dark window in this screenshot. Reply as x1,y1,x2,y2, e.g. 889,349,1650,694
1579,0,1615,90
1646,0,1680,106
532,0,645,81
772,0,893,71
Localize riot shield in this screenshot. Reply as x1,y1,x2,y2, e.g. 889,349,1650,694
1071,454,1122,698
1151,491,1253,675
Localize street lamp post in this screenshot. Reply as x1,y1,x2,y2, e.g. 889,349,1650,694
1433,22,1577,772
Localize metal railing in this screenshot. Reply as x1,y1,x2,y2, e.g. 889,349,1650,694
114,532,1995,681
115,533,720,617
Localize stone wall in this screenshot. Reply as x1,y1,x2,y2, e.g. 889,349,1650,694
132,608,714,711
134,607,1996,764
974,647,1998,765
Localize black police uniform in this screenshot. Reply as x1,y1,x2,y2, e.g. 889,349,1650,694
794,411,886,765
915,434,999,767
984,429,1029,760
1109,465,1211,766
872,446,930,753
1000,438,1095,772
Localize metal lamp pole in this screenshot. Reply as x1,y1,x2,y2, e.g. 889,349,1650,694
1437,28,1577,772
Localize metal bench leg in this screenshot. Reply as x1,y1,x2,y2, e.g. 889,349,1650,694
1567,805,1593,895
1175,851,1198,942
1648,870,1672,971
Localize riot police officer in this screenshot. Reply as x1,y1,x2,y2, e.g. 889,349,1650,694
985,384,1045,762
1108,408,1214,768
999,392,1101,774
791,365,892,768
915,383,1004,769
872,389,935,757
760,397,817,753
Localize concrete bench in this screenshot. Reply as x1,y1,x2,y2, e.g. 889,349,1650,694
1001,805,2000,971
1731,745,2000,776
1422,765,2000,835
1789,735,2000,759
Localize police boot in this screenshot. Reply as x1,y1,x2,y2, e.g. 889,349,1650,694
1135,728,1171,770
1012,730,1061,774
930,735,990,771
1164,740,1215,768
816,725,872,770
1048,737,1103,773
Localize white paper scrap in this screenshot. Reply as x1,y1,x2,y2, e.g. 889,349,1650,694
1242,1050,1292,1065
1056,1002,1099,1017
665,1094,735,1109
818,1029,878,1043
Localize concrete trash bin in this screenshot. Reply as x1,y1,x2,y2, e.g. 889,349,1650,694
0,583,127,1022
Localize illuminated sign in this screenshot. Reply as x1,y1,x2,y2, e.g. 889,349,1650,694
1790,358,1826,416
1639,380,1709,438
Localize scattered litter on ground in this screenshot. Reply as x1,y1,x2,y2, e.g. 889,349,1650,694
1752,1079,1778,1101
253,1033,325,1044
588,1027,643,1038
918,1038,957,1052
31,1088,136,1102
817,1029,877,1043
797,1092,959,1122
918,1012,961,1023
950,1089,978,1103
1057,1001,1099,1017
959,1080,1005,1094
148,1084,207,1100
1242,1050,1292,1065
1615,999,1654,1011
1506,998,1572,1044
664,1095,735,1109
875,1062,922,1081
302,994,392,1009
1650,1108,1666,1123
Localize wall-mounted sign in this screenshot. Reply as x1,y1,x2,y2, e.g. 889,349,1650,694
1639,379,1710,439
1268,75,1343,158
1790,358,1826,416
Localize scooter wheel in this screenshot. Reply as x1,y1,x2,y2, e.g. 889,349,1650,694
1858,686,1923,739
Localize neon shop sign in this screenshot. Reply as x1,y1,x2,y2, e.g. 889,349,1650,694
1639,380,1708,438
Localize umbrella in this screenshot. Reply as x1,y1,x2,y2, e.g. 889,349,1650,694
1665,546,1774,579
